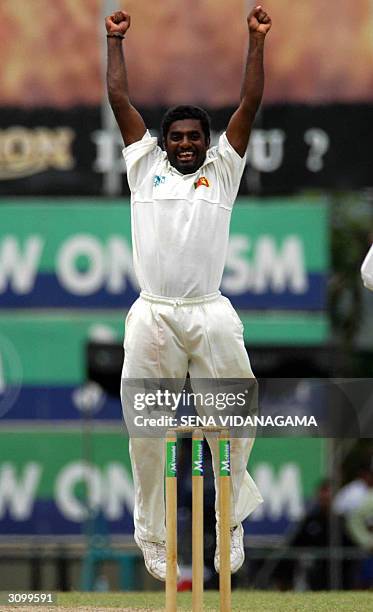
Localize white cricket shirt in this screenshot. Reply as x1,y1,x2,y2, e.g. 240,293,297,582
361,243,373,291
123,130,246,298
333,479,369,515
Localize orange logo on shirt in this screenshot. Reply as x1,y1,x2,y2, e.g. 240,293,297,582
194,176,210,189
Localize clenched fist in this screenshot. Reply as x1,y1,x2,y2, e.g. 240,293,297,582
248,5,272,37
105,10,131,36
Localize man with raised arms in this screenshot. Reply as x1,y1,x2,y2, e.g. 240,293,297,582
105,5,271,581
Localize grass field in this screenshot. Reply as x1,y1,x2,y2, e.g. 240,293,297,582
6,591,369,611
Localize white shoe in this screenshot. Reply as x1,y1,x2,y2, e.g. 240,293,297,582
214,523,245,574
134,533,180,582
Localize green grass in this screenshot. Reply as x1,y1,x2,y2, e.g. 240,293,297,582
55,591,372,611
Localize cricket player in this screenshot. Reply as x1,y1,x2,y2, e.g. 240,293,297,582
105,6,271,581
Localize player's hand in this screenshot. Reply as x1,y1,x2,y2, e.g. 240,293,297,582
248,5,272,37
105,10,131,35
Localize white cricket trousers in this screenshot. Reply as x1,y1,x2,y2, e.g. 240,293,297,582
121,291,263,543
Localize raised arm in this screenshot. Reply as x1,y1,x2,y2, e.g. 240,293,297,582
226,5,272,157
105,11,146,146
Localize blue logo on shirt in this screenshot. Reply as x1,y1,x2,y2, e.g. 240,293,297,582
153,175,166,187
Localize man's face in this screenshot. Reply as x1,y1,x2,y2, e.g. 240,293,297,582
164,119,210,175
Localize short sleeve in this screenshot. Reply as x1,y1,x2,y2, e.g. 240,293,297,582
361,244,373,291
347,493,373,549
214,132,247,206
333,488,350,515
332,483,366,516
122,131,162,192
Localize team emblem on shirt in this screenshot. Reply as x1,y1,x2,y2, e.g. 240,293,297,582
194,176,210,189
153,175,166,187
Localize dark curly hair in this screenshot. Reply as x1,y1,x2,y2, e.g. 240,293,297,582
161,105,211,143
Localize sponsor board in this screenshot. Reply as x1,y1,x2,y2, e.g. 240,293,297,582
0,106,371,194
0,200,328,311
0,316,328,422
0,430,325,537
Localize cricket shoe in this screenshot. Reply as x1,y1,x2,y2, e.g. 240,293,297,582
214,523,245,574
134,532,180,582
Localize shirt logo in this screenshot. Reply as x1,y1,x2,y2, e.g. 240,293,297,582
194,176,210,189
153,175,166,187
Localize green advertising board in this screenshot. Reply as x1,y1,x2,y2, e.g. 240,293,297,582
0,199,328,323
0,199,328,540
0,428,325,537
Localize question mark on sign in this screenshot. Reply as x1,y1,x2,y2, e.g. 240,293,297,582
304,128,330,172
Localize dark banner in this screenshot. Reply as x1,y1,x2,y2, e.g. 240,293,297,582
256,105,372,194
0,107,101,195
0,105,371,195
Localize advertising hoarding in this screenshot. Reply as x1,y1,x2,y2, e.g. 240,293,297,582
0,106,371,194
0,429,325,538
0,200,328,310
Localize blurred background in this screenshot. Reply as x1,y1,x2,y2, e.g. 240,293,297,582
1,0,373,595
